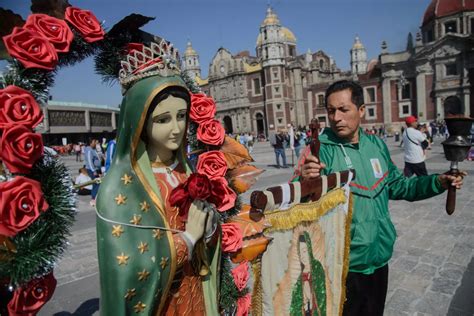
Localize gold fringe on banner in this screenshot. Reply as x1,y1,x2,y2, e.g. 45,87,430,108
339,192,353,315
264,188,347,232
251,257,263,316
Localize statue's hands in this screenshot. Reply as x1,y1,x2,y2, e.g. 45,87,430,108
183,200,208,245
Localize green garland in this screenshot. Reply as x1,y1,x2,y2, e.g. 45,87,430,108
0,154,75,286
219,254,249,314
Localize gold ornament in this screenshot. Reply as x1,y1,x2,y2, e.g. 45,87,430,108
152,229,162,240
138,269,150,281
139,201,150,212
116,252,129,266
160,257,168,270
124,288,136,301
112,225,124,238
121,173,132,185
138,242,149,254
115,194,127,205
133,301,146,313
130,214,142,225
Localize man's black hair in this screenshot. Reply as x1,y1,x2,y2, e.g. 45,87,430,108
325,80,364,109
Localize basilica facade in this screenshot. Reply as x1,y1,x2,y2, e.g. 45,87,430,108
183,0,474,135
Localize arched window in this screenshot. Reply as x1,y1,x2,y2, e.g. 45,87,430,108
319,59,324,70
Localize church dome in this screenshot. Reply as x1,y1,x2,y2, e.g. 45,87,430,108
352,36,365,50
184,41,197,57
422,0,474,26
261,7,280,26
281,27,296,43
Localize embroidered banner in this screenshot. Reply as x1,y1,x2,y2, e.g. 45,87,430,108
256,187,352,316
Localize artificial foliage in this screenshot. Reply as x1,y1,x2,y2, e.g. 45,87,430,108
57,28,101,67
0,154,76,286
0,60,56,103
0,153,75,286
219,254,249,314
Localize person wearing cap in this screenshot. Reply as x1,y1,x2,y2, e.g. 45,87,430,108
296,80,466,316
403,115,429,176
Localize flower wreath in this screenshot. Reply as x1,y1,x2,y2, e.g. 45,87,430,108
0,5,104,315
172,91,263,315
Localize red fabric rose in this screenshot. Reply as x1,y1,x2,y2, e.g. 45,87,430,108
2,27,58,70
187,173,212,200
221,223,243,253
7,271,57,316
169,173,212,218
196,150,228,180
197,119,225,146
64,7,105,43
209,178,237,212
190,93,217,124
0,85,44,129
0,125,44,174
24,14,74,53
232,261,249,291
0,176,49,237
236,293,251,316
169,184,192,218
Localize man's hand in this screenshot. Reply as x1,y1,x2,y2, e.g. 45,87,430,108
438,171,467,190
301,154,326,180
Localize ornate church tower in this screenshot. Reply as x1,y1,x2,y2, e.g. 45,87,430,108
183,41,201,79
350,36,367,75
257,7,285,67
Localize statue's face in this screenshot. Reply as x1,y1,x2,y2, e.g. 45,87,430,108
299,239,310,272
145,95,187,155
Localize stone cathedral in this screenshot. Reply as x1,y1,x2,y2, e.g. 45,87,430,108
183,0,474,136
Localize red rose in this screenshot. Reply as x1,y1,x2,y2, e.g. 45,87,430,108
232,261,249,291
0,85,44,129
236,293,251,316
221,223,243,253
8,271,57,316
169,185,191,218
0,176,49,237
2,27,58,70
197,150,228,180
0,125,44,174
190,93,217,124
187,173,212,200
24,14,74,53
64,7,105,43
197,119,225,146
209,178,237,212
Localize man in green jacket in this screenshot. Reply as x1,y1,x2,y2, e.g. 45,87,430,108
299,80,465,316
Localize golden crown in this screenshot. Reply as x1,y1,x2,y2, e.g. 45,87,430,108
118,39,181,87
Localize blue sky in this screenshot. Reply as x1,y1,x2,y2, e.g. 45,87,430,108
1,0,431,106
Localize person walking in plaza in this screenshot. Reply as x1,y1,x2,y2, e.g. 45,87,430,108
273,128,289,168
297,80,465,316
104,130,117,172
84,138,101,206
74,143,82,162
403,116,429,177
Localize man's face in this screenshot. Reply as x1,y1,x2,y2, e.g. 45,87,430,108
326,89,365,143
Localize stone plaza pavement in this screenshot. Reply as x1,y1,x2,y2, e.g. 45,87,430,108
39,136,474,315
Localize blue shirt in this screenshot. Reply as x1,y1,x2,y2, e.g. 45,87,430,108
105,140,116,172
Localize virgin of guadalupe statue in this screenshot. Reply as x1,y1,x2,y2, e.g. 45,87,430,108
290,232,327,316
95,37,220,315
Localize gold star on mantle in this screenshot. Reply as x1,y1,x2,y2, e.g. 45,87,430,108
116,252,129,266
121,173,132,185
140,201,150,212
160,257,169,270
138,242,149,254
130,214,142,225
115,194,127,205
112,225,124,238
138,269,150,281
124,288,136,301
133,301,146,313
152,229,162,240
